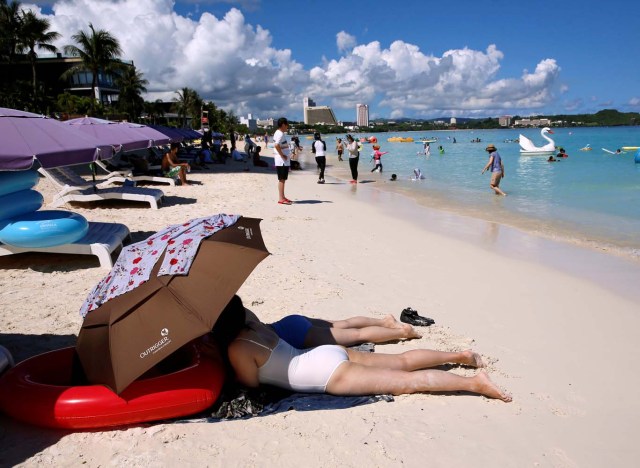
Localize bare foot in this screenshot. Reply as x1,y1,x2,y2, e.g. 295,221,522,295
381,314,401,328
382,315,421,338
473,371,512,402
460,349,486,368
402,323,422,339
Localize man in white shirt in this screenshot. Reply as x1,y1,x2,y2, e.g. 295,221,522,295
273,117,292,204
311,132,327,184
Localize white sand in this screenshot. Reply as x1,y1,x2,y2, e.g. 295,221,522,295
1,151,639,467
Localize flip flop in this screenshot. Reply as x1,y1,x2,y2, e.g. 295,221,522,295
278,200,292,205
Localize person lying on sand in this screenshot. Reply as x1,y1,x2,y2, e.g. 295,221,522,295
212,296,512,401
244,309,421,349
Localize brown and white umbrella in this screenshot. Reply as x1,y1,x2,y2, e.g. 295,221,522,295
76,214,269,394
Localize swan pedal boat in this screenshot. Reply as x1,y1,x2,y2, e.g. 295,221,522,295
519,127,556,155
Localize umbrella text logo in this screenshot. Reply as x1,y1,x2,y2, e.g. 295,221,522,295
237,225,253,240
139,329,172,359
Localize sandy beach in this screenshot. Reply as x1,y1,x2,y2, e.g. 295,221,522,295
1,149,639,467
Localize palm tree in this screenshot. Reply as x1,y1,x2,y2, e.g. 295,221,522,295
17,10,60,96
63,23,122,110
144,99,165,125
0,0,22,66
173,87,201,127
116,65,147,121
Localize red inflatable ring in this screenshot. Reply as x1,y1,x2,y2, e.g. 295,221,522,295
0,343,224,429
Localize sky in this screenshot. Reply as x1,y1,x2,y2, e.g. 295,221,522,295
25,0,640,122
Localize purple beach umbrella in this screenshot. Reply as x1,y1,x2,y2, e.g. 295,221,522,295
118,122,171,148
0,107,113,171
147,125,185,143
64,117,151,153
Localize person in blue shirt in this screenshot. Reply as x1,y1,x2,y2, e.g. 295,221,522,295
481,144,506,196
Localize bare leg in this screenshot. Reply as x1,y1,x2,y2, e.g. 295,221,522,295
278,180,287,201
327,362,511,401
179,166,188,185
304,324,421,347
329,315,403,330
490,183,506,196
346,348,485,370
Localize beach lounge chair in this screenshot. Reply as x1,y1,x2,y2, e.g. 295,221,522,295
0,221,130,268
93,160,176,187
38,167,164,210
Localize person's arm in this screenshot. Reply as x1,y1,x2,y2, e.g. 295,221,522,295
274,135,288,161
171,153,190,168
481,156,494,174
227,340,260,388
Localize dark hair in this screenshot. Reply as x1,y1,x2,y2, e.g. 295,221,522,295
170,142,180,151
211,295,246,349
314,132,321,140
277,117,288,128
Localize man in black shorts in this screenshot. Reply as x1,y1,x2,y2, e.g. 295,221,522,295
272,117,292,205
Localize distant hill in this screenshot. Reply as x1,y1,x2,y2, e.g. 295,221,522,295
372,117,479,124
370,109,639,127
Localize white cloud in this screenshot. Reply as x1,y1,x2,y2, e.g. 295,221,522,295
336,31,356,54
25,1,565,119
27,0,306,118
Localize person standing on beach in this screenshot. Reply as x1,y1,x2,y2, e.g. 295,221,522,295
312,132,327,184
346,134,359,183
273,117,292,204
336,138,344,161
481,144,506,196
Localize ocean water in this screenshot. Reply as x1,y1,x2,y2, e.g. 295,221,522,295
323,127,640,259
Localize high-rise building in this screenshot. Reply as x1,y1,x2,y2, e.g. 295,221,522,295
303,97,316,124
499,115,512,127
303,96,337,125
356,103,369,127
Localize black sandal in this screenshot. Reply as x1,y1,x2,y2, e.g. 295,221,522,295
400,307,435,326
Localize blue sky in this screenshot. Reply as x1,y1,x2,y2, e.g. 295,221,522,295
30,0,640,122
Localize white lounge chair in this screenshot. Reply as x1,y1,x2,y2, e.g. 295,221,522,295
93,160,176,187
0,221,130,268
38,167,164,210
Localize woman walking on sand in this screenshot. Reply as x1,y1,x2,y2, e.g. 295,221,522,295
346,135,359,184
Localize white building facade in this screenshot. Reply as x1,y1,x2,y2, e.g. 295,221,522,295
356,103,369,127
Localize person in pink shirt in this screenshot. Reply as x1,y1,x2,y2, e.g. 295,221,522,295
370,144,388,173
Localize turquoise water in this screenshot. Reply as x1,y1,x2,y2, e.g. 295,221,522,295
325,127,640,258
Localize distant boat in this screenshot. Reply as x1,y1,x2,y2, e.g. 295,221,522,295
519,127,556,155
387,137,414,143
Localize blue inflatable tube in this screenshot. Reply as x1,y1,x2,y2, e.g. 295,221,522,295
0,210,89,248
0,189,44,221
635,149,640,164
0,170,39,197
